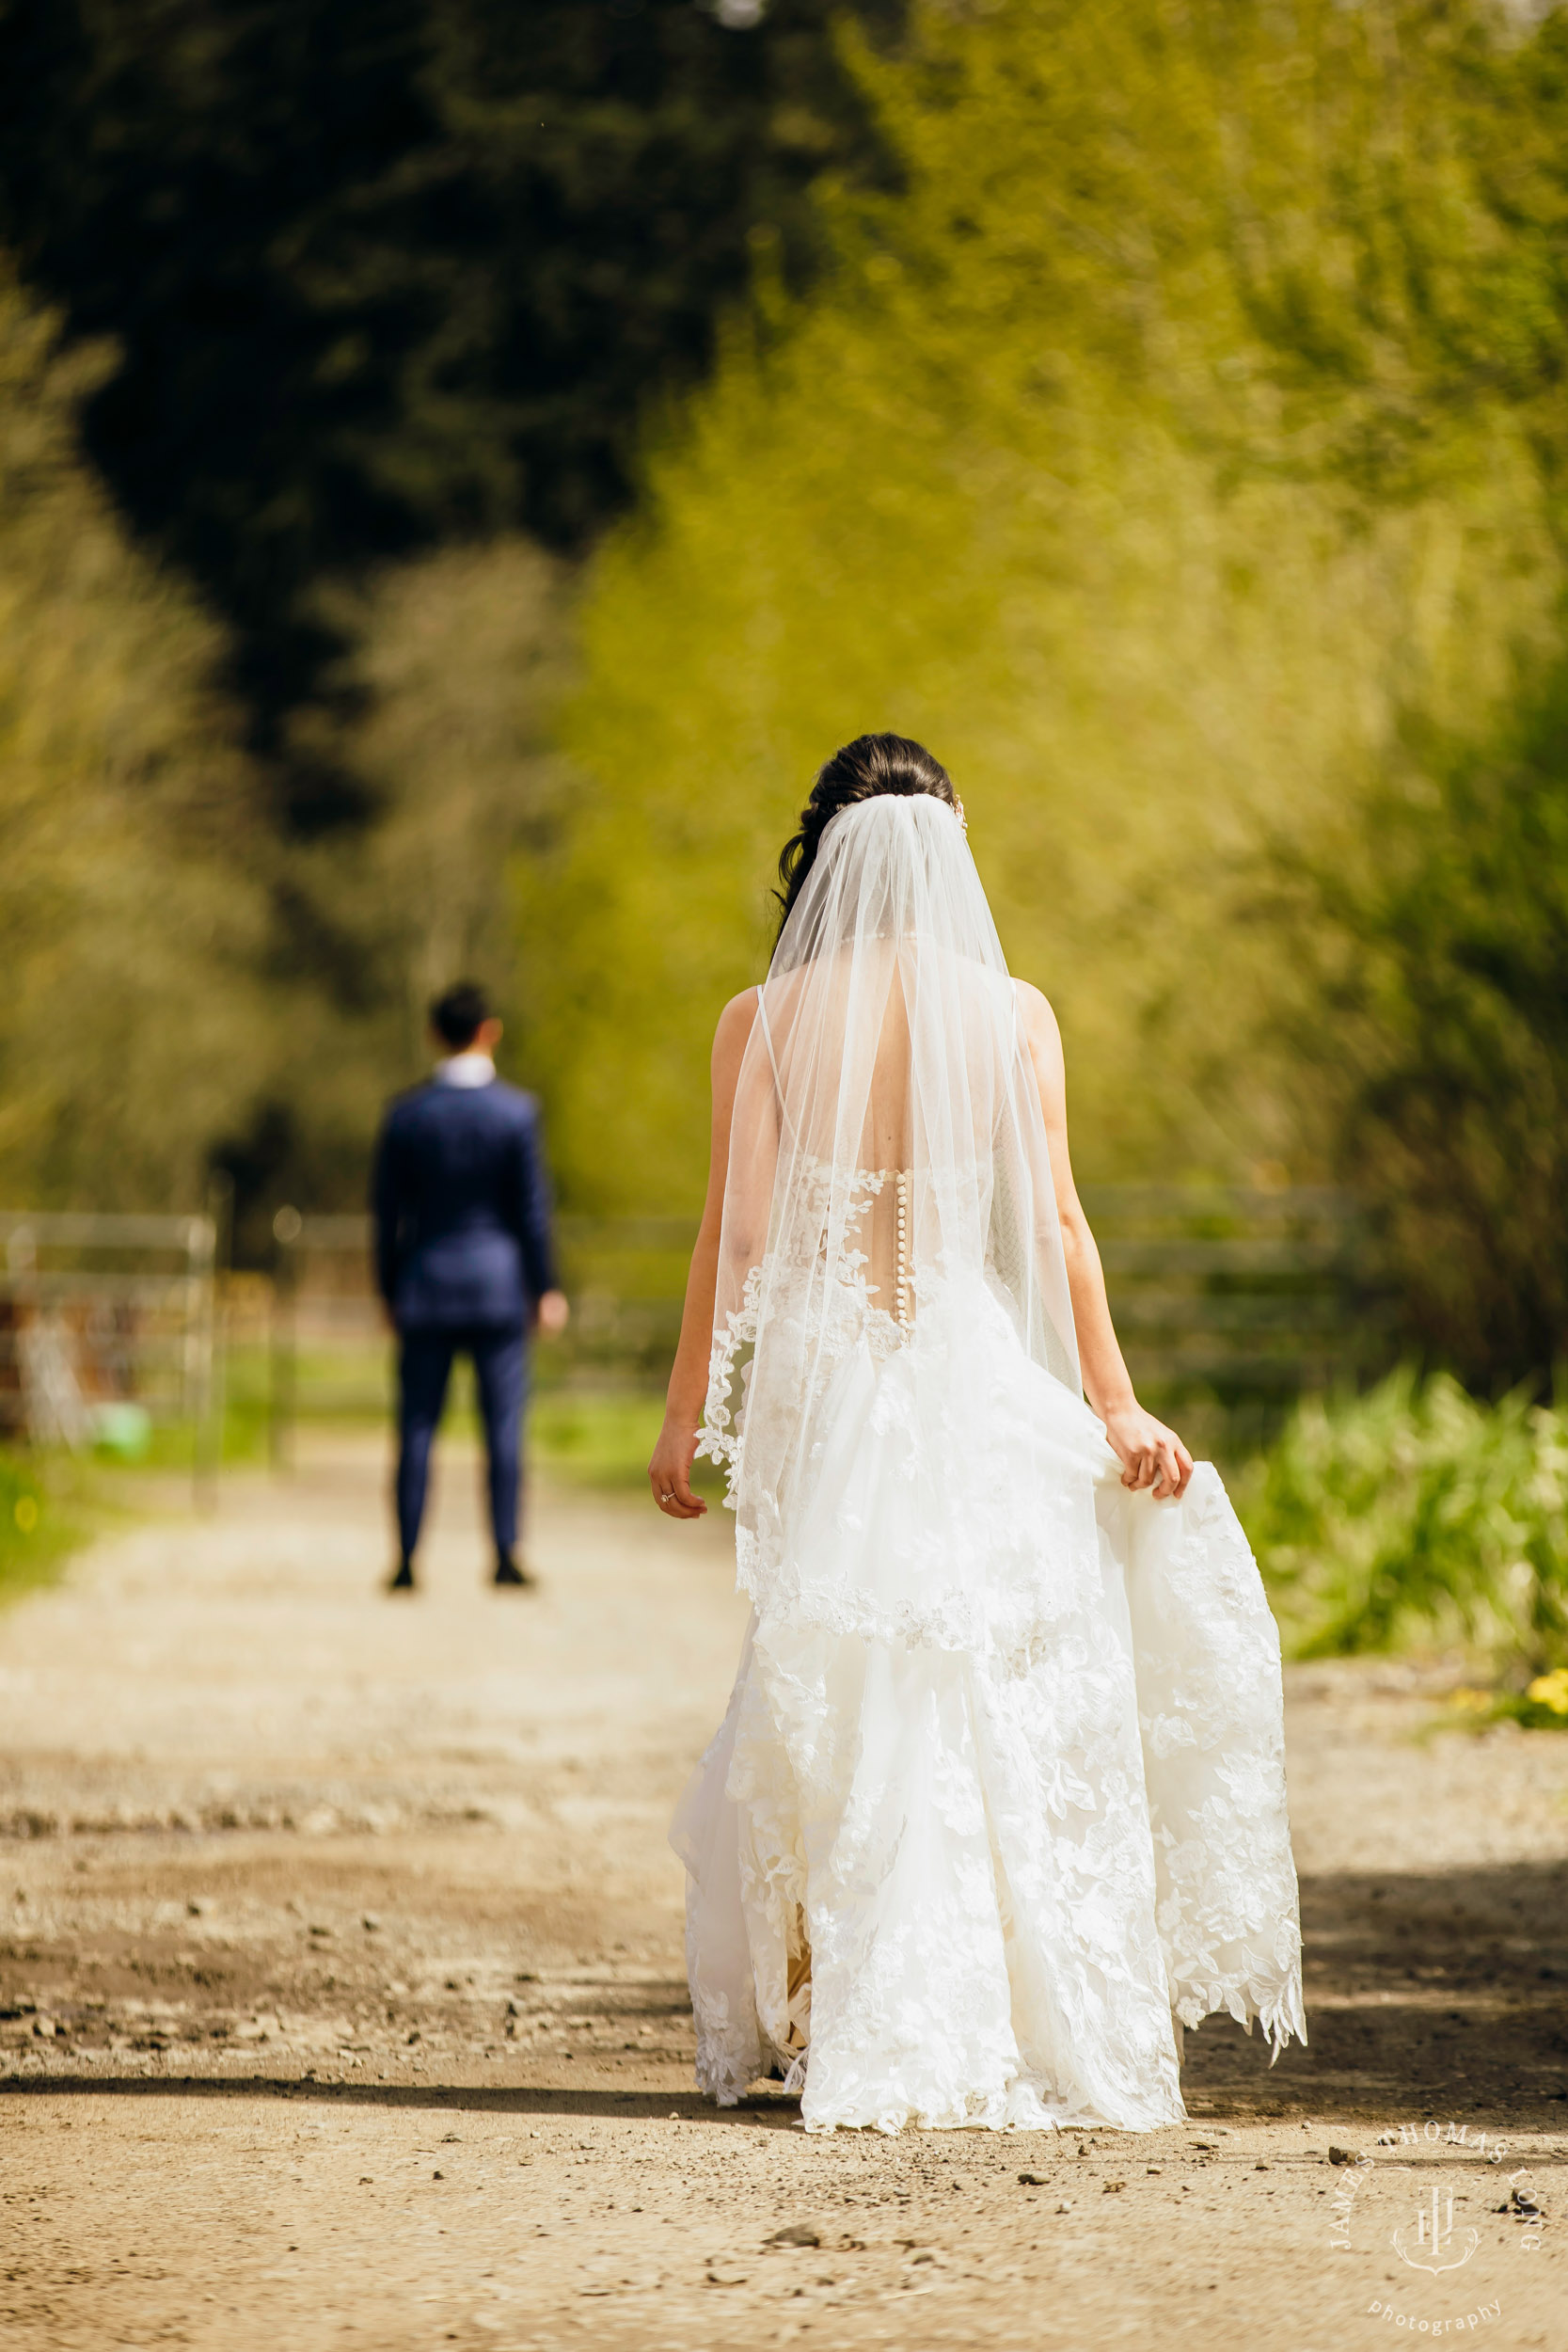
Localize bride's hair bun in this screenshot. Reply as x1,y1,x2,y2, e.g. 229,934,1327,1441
775,733,957,931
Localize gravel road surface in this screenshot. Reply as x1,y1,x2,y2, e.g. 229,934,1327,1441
2,1433,1565,2350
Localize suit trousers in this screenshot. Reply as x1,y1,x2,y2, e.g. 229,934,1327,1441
396,1325,528,1562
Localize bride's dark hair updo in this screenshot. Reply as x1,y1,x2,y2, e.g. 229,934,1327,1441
774,732,958,932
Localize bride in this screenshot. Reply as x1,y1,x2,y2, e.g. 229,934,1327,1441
648,734,1304,2135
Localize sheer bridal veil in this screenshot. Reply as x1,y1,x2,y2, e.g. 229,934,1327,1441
699,792,1090,1645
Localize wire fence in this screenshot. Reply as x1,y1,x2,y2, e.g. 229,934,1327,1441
263,1187,1390,1464
1082,1184,1390,1450
0,1188,1390,1485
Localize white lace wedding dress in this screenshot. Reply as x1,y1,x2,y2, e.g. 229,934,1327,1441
671,796,1305,2135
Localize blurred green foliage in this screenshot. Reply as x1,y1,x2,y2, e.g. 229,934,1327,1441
1238,1369,1568,1676
0,1447,74,1602
519,0,1568,1397
1460,1666,1568,1731
219,536,577,1256
0,260,570,1239
0,262,272,1211
0,247,576,1239
531,1390,725,1498
1283,667,1568,1389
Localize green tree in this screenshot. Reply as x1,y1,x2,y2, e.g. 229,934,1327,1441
1291,668,1568,1389
0,253,576,1234
0,264,271,1210
524,0,1568,1235
0,0,897,810
220,536,576,1248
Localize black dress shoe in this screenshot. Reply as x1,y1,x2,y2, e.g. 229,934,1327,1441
493,1552,537,1589
387,1559,417,1593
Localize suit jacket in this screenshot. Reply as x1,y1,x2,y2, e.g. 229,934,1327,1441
371,1076,560,1332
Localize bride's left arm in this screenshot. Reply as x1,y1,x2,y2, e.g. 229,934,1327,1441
1016,982,1194,1502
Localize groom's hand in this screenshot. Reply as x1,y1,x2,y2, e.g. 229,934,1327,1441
534,1289,570,1337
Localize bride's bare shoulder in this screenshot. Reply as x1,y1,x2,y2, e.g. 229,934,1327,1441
1012,977,1062,1047
712,987,760,1067
716,985,760,1034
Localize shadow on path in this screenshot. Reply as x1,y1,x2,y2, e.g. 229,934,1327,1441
2,2074,799,2125
1185,1856,1568,2126
8,1859,1565,2132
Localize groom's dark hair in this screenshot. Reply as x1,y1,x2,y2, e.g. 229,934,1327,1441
430,981,492,1049
775,733,958,934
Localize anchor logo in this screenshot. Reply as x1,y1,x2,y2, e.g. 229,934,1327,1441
1391,2185,1480,2276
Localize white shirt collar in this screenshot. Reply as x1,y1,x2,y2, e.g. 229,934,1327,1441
434,1050,496,1089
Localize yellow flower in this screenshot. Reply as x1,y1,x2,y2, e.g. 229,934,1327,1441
12,1495,38,1534
1525,1669,1568,1716
1448,1688,1493,1713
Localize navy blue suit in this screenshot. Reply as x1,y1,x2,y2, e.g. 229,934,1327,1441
372,1073,559,1564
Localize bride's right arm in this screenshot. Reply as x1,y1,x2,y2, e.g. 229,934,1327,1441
647,988,759,1519
1017,981,1194,1502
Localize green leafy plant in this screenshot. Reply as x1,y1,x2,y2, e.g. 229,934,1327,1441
1446,1670,1568,1732
1238,1369,1568,1678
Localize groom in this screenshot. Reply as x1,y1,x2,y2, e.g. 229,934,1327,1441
372,981,568,1593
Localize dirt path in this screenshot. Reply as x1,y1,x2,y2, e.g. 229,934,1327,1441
2,1434,1565,2351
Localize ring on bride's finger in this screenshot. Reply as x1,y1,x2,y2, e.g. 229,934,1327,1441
660,1491,676,1503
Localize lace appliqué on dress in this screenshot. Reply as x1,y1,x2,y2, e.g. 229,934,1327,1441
675,1176,1306,2132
